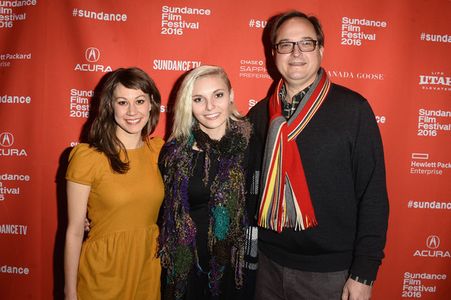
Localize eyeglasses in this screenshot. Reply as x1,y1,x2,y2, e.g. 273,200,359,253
274,39,318,54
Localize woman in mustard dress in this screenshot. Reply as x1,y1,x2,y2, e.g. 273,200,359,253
64,67,163,300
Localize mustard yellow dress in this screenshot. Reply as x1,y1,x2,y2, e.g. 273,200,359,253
66,138,164,300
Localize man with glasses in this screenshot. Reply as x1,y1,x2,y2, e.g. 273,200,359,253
247,10,389,300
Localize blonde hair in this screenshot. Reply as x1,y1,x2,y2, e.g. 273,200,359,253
169,65,243,141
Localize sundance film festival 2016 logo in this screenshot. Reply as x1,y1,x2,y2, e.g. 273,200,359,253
341,16,388,46
0,132,27,157
74,47,112,73
419,72,450,91
414,235,450,258
160,5,211,35
0,173,30,202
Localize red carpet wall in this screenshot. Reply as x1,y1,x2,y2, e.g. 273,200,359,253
1,0,450,299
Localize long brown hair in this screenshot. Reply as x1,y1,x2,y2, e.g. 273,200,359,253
88,67,161,173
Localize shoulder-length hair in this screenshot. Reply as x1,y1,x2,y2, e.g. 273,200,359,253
169,65,243,141
88,67,161,173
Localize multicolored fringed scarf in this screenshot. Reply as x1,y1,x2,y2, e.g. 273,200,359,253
158,120,251,299
258,68,331,232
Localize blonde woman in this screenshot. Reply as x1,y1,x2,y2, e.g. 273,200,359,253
158,65,256,299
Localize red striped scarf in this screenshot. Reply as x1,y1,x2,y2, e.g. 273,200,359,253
258,70,330,232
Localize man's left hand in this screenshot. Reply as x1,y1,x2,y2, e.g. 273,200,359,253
341,278,372,300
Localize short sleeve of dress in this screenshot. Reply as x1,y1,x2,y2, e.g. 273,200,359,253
146,137,165,163
66,143,100,186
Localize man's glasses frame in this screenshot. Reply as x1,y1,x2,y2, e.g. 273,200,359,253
274,39,318,54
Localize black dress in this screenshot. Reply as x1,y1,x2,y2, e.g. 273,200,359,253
159,133,258,300
184,149,242,300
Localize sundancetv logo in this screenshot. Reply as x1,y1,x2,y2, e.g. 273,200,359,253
74,47,112,73
0,132,27,157
413,235,450,259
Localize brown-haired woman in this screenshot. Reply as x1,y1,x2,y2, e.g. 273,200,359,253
64,67,164,300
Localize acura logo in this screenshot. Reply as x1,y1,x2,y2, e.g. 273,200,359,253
85,47,100,63
426,235,440,249
0,132,14,147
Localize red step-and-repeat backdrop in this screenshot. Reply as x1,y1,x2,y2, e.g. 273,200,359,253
1,0,450,299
